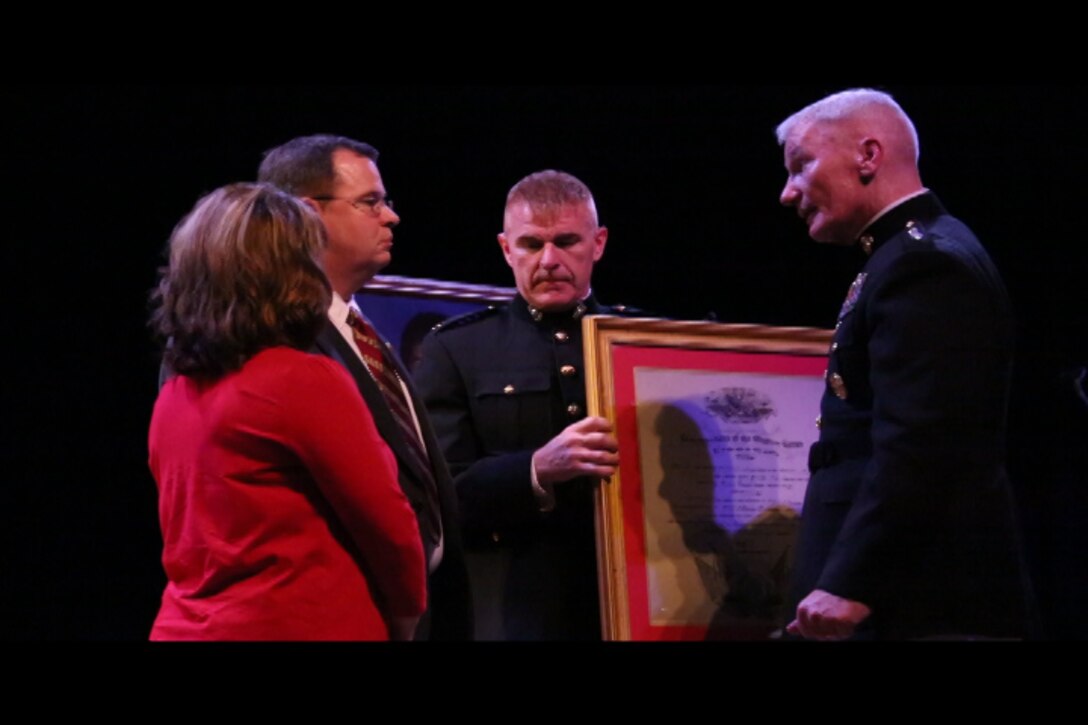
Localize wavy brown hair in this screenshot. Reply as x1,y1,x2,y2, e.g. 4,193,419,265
150,182,331,379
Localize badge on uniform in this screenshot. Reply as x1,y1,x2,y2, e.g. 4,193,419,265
828,372,848,400
837,272,867,322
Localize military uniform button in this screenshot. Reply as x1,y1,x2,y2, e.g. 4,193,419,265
567,403,581,416
503,384,515,394
830,341,838,352
554,330,570,343
815,415,822,429
560,365,577,377
859,235,874,255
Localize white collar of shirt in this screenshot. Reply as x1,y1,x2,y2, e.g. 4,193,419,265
858,188,930,237
328,293,363,350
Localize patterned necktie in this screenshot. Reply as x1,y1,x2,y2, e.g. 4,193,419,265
346,308,442,546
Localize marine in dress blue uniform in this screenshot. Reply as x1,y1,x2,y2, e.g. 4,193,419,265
414,168,625,640
416,295,629,640
790,192,1032,639
776,89,1033,640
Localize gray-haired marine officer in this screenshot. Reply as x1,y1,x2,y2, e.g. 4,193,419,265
776,88,1033,641
414,169,632,640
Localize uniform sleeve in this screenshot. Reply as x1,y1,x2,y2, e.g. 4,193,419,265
281,356,427,618
414,331,540,540
817,247,1012,603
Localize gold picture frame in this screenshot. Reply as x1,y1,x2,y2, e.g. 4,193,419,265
583,315,833,641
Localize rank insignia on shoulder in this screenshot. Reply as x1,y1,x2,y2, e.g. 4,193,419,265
906,220,926,240
607,303,647,317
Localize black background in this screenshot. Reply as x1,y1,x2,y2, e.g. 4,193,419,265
6,84,1085,640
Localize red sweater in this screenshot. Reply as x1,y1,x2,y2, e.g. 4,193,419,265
148,347,425,640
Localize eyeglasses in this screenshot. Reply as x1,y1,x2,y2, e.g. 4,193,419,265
310,194,394,217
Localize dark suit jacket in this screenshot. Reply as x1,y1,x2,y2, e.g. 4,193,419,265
315,320,473,640
788,193,1033,639
413,296,614,640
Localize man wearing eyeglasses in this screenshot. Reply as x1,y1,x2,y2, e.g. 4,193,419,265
257,134,472,641
414,170,630,640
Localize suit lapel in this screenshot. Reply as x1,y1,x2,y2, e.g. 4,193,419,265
314,322,433,485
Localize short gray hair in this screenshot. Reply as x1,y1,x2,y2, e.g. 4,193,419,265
505,169,599,226
775,88,920,162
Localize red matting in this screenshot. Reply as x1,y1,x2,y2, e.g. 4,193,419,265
610,345,826,641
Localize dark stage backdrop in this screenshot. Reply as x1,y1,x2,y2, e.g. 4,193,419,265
6,85,1084,640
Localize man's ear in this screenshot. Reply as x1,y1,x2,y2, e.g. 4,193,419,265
592,226,608,262
858,138,883,184
498,233,514,268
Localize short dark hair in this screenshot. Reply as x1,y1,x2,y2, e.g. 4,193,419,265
150,182,331,378
257,134,379,197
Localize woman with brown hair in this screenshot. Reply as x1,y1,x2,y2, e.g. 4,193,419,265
148,182,425,640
